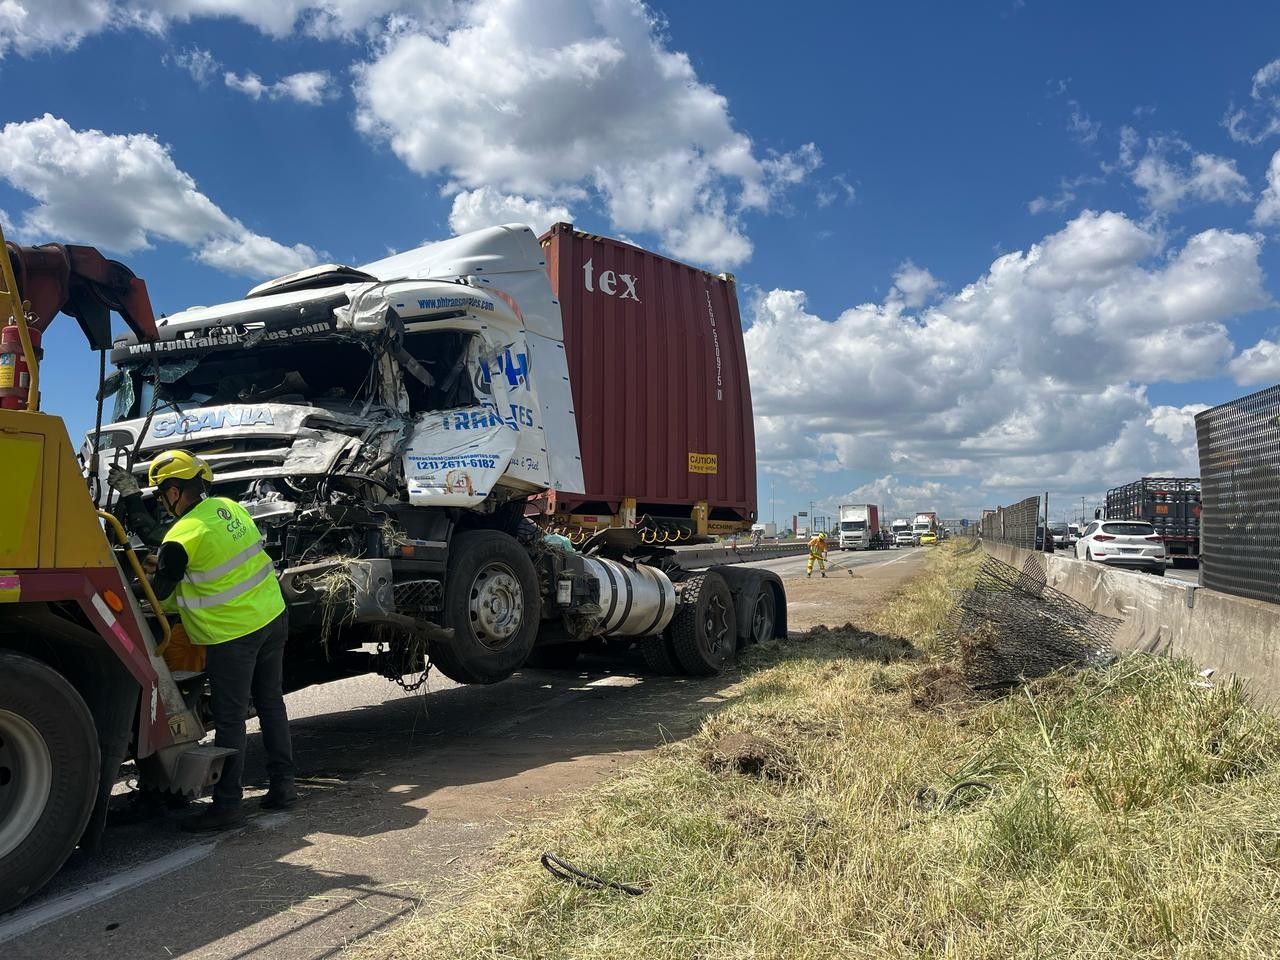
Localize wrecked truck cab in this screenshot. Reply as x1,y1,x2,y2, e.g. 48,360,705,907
88,223,777,692
91,224,595,685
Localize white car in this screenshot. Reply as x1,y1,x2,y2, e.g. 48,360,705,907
1075,519,1166,575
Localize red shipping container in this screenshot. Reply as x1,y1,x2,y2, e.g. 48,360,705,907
539,223,757,533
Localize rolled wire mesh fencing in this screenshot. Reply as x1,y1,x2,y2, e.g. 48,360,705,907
1196,384,1280,604
944,554,1119,689
976,496,1041,550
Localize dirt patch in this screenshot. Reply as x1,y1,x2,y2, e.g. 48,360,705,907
796,623,918,663
701,732,793,780
782,554,924,631
909,663,974,711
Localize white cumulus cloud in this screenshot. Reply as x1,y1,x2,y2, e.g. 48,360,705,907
224,69,334,104
1228,337,1280,385
0,114,318,279
1253,148,1280,227
1224,57,1280,144
353,0,817,268
744,209,1270,502
447,187,573,236
0,0,461,54
1121,130,1251,214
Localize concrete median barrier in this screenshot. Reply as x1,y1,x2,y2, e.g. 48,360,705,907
983,540,1280,712
671,541,812,568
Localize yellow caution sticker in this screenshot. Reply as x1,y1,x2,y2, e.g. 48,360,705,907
687,452,718,475
0,571,20,603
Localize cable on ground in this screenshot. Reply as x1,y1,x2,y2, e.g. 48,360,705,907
540,852,646,896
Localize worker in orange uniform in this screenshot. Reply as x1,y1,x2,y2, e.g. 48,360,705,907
807,531,828,577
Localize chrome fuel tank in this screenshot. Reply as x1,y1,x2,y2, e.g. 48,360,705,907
580,556,676,637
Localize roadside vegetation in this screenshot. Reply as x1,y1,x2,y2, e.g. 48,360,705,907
355,544,1280,960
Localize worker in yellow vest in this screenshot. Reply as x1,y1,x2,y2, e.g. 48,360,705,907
807,531,828,578
113,450,295,831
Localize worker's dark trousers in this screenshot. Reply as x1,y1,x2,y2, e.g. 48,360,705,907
203,611,294,807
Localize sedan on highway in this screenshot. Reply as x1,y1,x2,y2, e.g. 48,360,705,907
919,531,938,545
1075,519,1167,575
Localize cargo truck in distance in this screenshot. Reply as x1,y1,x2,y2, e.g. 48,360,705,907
892,518,913,546
838,504,880,550
1105,478,1201,565
912,512,938,545
1,222,787,913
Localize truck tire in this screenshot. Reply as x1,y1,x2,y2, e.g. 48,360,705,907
638,635,682,675
433,530,541,684
745,587,777,647
0,652,99,914
668,573,737,676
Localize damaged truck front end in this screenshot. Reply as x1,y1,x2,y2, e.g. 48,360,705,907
91,225,607,686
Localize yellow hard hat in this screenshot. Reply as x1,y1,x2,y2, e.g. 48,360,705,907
148,449,214,487
818,532,826,540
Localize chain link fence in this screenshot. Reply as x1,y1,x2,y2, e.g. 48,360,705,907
976,495,1041,550
1196,384,1280,604
945,553,1119,688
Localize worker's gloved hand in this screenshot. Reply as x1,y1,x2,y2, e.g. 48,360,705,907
107,465,141,498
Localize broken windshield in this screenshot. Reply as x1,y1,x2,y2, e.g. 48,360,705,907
110,339,380,421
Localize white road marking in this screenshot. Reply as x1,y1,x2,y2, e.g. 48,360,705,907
0,843,215,944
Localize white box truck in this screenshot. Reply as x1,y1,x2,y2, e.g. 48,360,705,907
838,504,880,550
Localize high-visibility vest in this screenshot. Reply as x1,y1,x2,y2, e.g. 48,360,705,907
162,497,284,645
808,536,827,556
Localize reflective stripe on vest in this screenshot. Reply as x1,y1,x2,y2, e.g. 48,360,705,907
162,497,285,645
183,541,269,584
177,560,275,609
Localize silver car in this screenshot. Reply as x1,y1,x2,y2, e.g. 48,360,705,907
1075,519,1166,575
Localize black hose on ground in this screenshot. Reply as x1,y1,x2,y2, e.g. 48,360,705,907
540,852,646,896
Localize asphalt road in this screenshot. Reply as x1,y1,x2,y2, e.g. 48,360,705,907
1,550,930,960
732,544,922,576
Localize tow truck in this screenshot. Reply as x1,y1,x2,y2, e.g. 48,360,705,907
0,225,230,912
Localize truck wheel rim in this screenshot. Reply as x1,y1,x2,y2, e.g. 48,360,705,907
0,709,53,861
469,562,523,649
751,594,773,644
703,594,731,656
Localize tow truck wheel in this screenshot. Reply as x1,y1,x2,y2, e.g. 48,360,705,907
434,530,541,684
0,651,99,914
668,573,738,676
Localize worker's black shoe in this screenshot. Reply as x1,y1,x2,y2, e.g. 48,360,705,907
180,803,246,832
260,785,299,810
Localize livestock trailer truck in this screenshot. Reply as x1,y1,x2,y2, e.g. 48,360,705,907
1105,478,1201,565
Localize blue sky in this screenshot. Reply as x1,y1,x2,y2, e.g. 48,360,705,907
4,0,1280,527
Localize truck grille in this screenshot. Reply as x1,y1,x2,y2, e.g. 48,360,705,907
394,579,444,616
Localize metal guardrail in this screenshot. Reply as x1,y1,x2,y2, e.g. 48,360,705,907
671,541,811,569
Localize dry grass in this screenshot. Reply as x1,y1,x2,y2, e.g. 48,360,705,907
350,544,1280,960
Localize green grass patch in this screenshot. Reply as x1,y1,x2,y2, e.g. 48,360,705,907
354,544,1280,960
